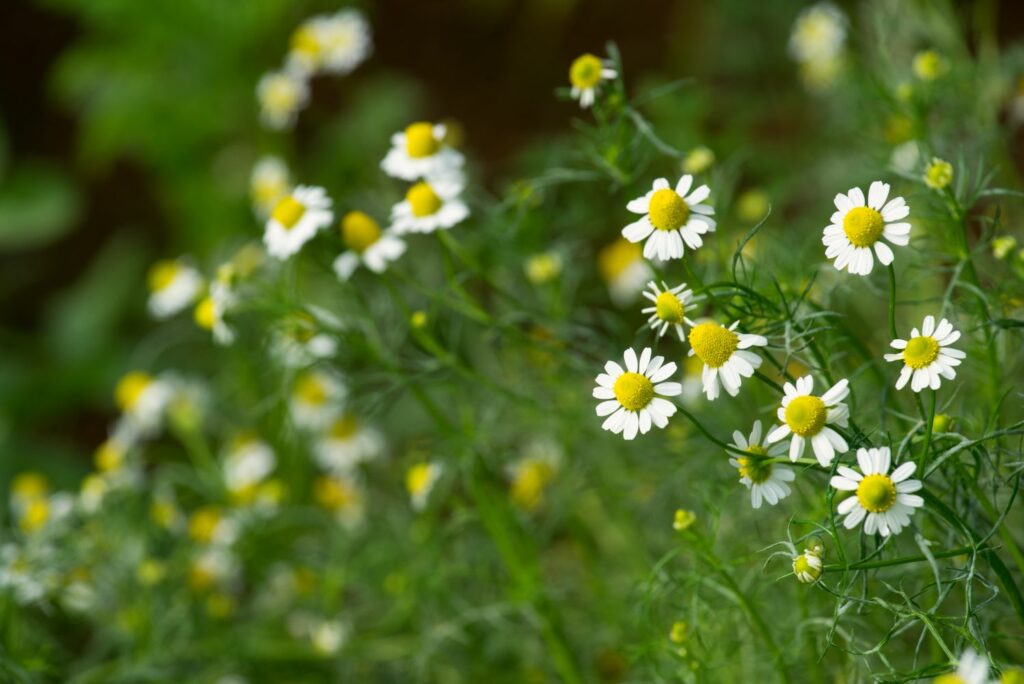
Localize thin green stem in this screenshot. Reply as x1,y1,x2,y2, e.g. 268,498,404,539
918,390,937,472
887,263,898,340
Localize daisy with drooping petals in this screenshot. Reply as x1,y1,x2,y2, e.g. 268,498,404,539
728,420,794,509
823,181,910,275
147,259,203,319
333,211,407,279
381,122,464,181
641,281,695,341
263,185,334,260
766,375,849,466
568,53,617,108
257,69,310,130
623,175,716,261
389,176,468,234
932,649,991,684
684,319,766,400
593,347,681,440
830,447,923,537
884,315,965,392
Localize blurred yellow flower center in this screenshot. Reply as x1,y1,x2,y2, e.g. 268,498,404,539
188,507,222,543
842,206,884,247
784,395,827,436
272,195,306,229
736,445,772,484
406,464,436,496
264,76,300,111
407,182,442,217
148,260,180,292
341,211,381,253
405,122,440,158
655,291,685,323
12,472,48,501
597,239,641,282
569,53,603,89
856,473,897,513
315,476,359,512
19,498,50,533
511,460,555,511
924,159,953,190
194,297,216,330
294,374,328,405
329,415,359,440
688,323,738,368
903,335,938,369
613,372,654,411
95,440,124,472
116,372,153,412
648,188,690,231
932,676,965,684
290,24,321,58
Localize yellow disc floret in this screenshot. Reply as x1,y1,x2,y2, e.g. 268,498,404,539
194,296,216,331
655,291,685,323
688,323,738,368
406,464,436,498
842,206,884,247
404,122,440,158
784,395,828,436
569,53,604,90
902,336,939,369
856,473,897,513
341,211,382,253
648,188,690,231
613,371,655,411
736,445,772,484
148,260,180,293
597,238,641,282
115,372,153,412
290,24,322,61
407,182,442,217
293,373,328,405
329,415,359,440
271,195,306,230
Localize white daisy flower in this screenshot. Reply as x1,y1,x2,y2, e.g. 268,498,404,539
933,649,991,684
114,371,174,439
506,437,562,512
884,315,965,392
727,420,794,509
315,414,384,474
257,69,310,130
829,447,924,537
598,238,654,306
272,311,339,368
381,122,465,181
792,544,824,584
223,436,276,496
194,279,237,346
568,53,617,108
593,347,681,440
641,281,695,341
0,543,51,604
314,474,365,528
822,181,910,275
263,185,334,260
289,370,346,430
333,211,407,279
147,258,203,319
190,547,239,588
684,320,766,401
250,156,291,217
389,176,468,234
288,10,372,77
789,3,846,63
766,375,850,466
406,462,442,511
622,175,716,261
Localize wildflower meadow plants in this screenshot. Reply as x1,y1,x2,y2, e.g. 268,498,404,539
3,2,1024,683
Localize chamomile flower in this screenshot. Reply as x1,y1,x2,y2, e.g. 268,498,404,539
187,506,239,547
332,211,407,279
272,311,339,368
314,474,365,529
257,69,310,130
792,543,824,583
766,375,850,466
223,435,276,498
593,347,681,440
932,649,991,684
288,10,372,77
314,414,384,473
598,238,654,306
194,279,236,346
885,315,965,392
684,320,766,401
389,176,468,234
568,53,616,108
406,462,442,511
381,122,465,181
263,185,334,260
147,258,203,319
115,371,173,438
823,181,910,275
622,175,716,261
506,438,562,512
290,370,346,430
250,156,291,216
788,3,846,63
728,420,794,509
641,281,695,341
830,447,923,536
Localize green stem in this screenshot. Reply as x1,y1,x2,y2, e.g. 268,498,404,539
917,390,937,472
886,263,898,340
823,545,983,572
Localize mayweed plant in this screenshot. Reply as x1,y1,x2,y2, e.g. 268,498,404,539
3,2,1024,683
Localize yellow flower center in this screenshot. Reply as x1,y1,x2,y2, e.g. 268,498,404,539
855,473,897,513
932,676,965,684
407,182,442,217
115,372,153,412
842,206,884,247
688,322,738,368
11,472,48,501
341,211,381,253
404,122,440,158
569,53,604,89
784,395,828,436
792,554,815,575
902,335,939,369
597,238,641,282
264,76,300,112
406,464,436,497
194,297,216,330
19,498,50,533
188,507,222,543
511,460,555,511
95,440,125,472
655,291,685,323
293,373,328,405
290,24,321,59
613,371,655,411
329,415,359,440
648,188,690,231
736,445,772,484
148,260,180,292
271,195,306,229
314,476,359,512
